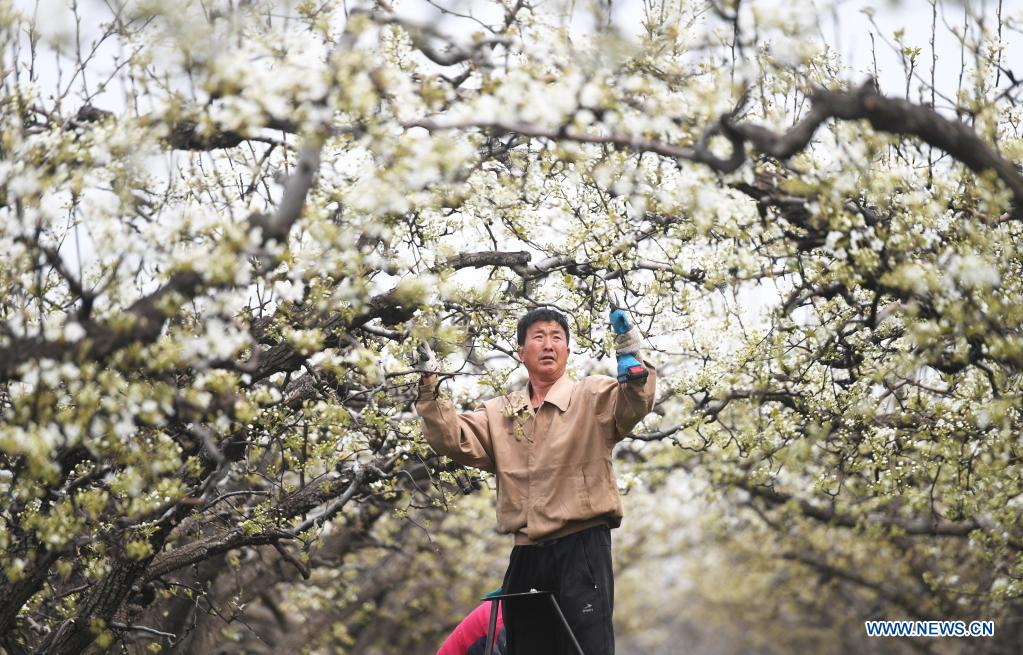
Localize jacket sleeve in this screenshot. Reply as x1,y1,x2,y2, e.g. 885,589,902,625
415,380,496,473
596,356,658,443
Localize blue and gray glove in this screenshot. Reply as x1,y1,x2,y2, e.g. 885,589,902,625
610,309,648,383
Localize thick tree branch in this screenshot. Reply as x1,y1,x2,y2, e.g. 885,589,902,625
0,140,323,384
780,552,938,622
37,558,152,654
146,468,368,581
412,80,1023,216
359,5,510,67
250,143,322,244
73,103,300,150
0,551,62,640
436,250,532,272
725,81,1023,214
0,268,205,381
738,480,981,537
248,285,421,384
407,117,747,172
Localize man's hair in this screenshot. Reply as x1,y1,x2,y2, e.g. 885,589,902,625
516,308,570,346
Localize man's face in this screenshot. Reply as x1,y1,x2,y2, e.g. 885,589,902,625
517,320,569,384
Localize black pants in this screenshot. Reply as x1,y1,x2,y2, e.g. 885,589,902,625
501,525,614,655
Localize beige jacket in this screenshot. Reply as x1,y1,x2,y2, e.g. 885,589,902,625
416,362,657,544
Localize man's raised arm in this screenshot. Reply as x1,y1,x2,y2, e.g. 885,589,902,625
414,343,496,473
606,309,657,441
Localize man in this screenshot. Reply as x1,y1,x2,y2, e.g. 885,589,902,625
416,307,656,655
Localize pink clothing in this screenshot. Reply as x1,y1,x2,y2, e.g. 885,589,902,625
437,602,503,655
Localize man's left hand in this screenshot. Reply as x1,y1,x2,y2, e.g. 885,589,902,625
610,309,648,383
415,342,440,378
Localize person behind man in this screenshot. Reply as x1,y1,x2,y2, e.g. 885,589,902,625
437,601,506,655
416,307,656,655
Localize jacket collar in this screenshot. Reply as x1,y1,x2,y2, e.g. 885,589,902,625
521,373,574,412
